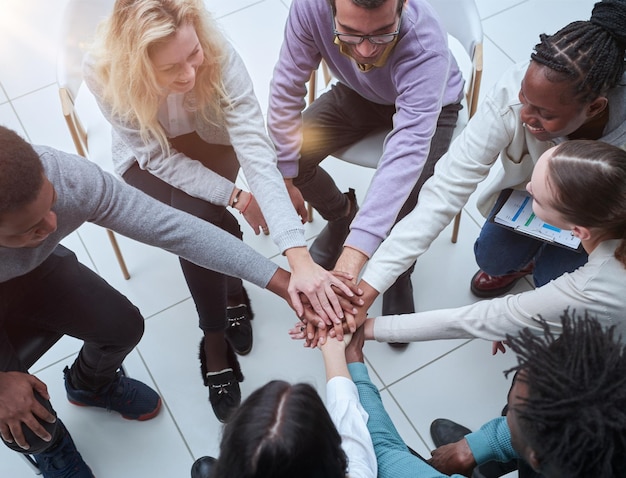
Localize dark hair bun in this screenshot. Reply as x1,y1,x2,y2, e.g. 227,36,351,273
590,0,626,48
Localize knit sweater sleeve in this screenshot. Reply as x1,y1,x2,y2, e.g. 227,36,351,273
348,362,465,478
82,54,236,207
465,417,519,464
219,43,306,253
361,70,520,293
50,149,278,288
267,0,323,179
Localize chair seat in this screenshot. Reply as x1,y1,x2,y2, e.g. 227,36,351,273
331,96,470,168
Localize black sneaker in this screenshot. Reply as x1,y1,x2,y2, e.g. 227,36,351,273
33,419,94,478
64,366,161,421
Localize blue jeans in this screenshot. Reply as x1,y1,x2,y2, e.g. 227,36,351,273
474,190,588,287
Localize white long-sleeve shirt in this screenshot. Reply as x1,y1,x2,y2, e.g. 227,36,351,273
362,62,626,294
373,240,626,343
326,376,377,478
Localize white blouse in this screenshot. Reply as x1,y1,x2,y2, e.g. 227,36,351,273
326,376,377,478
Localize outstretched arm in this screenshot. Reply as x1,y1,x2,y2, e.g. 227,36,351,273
346,329,457,478
320,335,377,478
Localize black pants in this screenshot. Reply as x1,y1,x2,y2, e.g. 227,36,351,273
122,133,244,333
1,245,143,453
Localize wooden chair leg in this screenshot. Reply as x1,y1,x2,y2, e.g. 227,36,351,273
451,211,462,244
106,229,130,280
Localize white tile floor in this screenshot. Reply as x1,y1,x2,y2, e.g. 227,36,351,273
0,0,597,476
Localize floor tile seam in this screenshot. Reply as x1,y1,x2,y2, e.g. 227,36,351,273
362,355,386,391
0,81,7,105
484,32,516,65
134,347,197,460
142,296,194,320
1,95,31,143
30,351,80,375
378,339,474,391
384,385,433,453
4,82,57,103
214,0,267,20
479,0,530,22
74,230,101,274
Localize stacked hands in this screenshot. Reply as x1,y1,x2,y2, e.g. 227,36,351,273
288,271,368,348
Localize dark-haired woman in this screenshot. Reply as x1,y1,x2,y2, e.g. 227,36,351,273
191,335,377,478
357,0,626,306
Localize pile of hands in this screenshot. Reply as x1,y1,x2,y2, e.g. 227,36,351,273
288,270,368,348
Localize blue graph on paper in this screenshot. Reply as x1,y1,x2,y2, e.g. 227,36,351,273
494,190,581,249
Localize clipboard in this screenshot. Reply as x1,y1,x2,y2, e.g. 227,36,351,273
489,189,583,252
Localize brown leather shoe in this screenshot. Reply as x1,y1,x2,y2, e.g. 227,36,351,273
470,263,534,298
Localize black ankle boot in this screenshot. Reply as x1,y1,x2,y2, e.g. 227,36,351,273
225,287,253,355
199,338,243,422
309,188,359,270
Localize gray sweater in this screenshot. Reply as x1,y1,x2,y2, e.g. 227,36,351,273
83,40,305,254
0,146,279,287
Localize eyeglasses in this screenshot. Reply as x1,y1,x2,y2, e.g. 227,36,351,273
333,16,402,45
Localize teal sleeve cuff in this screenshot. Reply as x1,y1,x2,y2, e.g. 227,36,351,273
348,361,369,382
465,417,519,464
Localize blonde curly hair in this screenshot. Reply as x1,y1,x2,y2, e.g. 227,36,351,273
90,0,227,153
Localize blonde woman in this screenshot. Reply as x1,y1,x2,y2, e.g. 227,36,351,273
85,0,353,422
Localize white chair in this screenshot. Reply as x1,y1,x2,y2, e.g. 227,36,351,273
56,0,130,279
307,0,483,243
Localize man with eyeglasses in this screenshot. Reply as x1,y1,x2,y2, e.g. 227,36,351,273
268,0,464,324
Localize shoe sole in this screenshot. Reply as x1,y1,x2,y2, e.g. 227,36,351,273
67,397,162,421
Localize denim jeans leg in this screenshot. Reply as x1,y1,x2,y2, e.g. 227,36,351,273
474,191,543,275
532,243,588,287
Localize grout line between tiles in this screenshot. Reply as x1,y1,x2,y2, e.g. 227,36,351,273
5,82,58,103
214,0,266,20
380,339,474,391
134,347,197,461
479,0,530,21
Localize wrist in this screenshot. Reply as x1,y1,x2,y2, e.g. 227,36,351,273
284,246,310,263
237,192,253,215
230,188,243,208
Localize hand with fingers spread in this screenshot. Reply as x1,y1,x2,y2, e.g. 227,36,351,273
285,247,363,329
0,371,56,450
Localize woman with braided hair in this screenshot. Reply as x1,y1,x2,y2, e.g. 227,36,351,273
354,0,626,312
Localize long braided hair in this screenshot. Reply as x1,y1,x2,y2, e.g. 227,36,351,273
505,311,626,477
531,0,626,102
